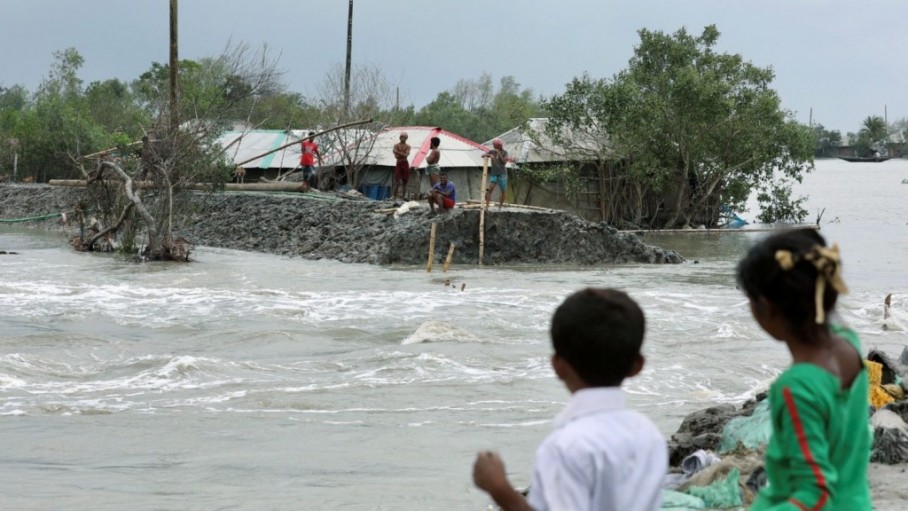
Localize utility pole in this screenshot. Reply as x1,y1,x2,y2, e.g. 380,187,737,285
169,0,179,133
344,0,353,117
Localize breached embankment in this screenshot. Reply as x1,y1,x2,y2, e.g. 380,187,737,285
664,350,908,509
0,184,683,265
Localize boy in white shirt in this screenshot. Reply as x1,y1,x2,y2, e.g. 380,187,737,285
473,288,667,511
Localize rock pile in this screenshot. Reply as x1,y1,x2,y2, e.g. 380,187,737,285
665,346,908,507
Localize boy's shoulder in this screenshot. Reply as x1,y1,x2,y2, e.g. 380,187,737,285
544,407,664,449
535,408,666,486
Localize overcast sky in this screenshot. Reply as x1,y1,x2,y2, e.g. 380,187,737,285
2,0,906,134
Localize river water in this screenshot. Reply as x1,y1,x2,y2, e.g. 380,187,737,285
1,159,906,510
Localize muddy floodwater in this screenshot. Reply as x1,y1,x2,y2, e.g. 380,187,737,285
1,159,907,510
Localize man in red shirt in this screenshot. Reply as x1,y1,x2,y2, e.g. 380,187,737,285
300,131,321,189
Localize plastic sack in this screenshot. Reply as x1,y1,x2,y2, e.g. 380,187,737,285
661,489,706,509
718,400,772,453
685,467,743,508
681,449,721,476
867,360,897,409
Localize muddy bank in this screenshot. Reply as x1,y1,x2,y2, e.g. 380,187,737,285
0,184,683,265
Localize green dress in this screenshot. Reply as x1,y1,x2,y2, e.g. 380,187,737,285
750,326,872,510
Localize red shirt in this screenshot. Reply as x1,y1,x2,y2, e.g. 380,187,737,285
301,140,318,166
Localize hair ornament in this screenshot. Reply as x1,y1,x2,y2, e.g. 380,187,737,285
777,243,848,324
774,249,796,270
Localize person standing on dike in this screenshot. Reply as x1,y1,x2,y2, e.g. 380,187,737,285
425,136,441,188
299,131,321,190
392,132,411,199
737,228,872,510
484,138,508,208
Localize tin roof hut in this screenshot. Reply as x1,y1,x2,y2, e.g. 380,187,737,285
322,126,492,201
216,129,315,181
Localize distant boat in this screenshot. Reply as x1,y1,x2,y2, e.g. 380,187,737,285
838,156,891,163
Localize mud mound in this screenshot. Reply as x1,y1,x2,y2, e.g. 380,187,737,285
0,184,683,266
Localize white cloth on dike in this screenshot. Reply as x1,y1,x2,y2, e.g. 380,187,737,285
681,449,722,476
393,200,422,218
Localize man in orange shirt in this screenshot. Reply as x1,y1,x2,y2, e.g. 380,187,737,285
300,131,321,189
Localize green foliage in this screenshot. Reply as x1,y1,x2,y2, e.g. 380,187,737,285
132,60,205,115
520,163,587,199
852,115,888,156
812,123,842,157
541,25,813,227
85,79,150,136
245,92,321,129
0,33,815,232
860,115,887,142
1,49,114,181
132,43,282,127
1,47,542,188
755,176,808,223
111,131,132,148
414,92,475,136
36,48,84,100
0,84,28,112
20,95,106,180
414,74,543,142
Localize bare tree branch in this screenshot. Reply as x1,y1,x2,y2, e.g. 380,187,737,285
86,202,135,250
101,160,159,254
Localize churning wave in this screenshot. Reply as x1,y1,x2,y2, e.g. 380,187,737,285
400,320,481,344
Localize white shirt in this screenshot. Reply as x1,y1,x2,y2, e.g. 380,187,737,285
526,387,667,511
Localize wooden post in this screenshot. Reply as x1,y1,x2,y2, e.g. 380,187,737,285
479,155,490,266
426,222,437,272
443,242,455,272
344,0,353,117
169,0,179,133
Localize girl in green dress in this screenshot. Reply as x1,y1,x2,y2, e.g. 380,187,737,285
737,228,872,510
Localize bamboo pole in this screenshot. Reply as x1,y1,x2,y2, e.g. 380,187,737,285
479,155,490,266
460,201,552,212
626,225,819,234
49,179,309,193
82,141,146,160
443,242,455,272
426,222,437,272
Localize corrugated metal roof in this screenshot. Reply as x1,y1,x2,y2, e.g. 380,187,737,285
217,130,311,169
488,118,612,164
322,126,491,168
